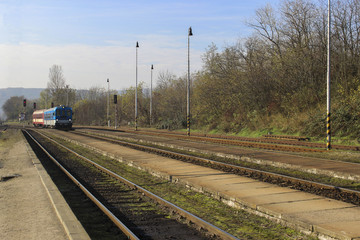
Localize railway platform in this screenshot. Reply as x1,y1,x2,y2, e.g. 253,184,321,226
54,130,360,240
76,128,360,182
0,131,89,240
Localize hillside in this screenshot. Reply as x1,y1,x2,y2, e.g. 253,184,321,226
0,88,44,119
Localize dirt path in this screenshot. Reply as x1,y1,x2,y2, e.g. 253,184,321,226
0,129,68,240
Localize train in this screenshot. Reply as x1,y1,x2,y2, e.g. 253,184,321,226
33,105,73,129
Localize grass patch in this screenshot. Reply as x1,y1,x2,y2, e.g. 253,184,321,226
77,130,360,191
0,129,23,148
47,132,318,240
290,150,360,164
147,124,360,147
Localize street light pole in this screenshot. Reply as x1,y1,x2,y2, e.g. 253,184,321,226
135,41,139,131
107,78,110,127
66,85,69,106
150,64,153,126
326,0,331,150
187,27,193,136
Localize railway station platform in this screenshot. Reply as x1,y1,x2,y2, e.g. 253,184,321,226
54,130,360,240
0,132,89,240
76,127,360,182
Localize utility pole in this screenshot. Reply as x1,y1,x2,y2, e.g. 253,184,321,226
107,78,110,127
326,0,331,150
187,27,193,136
135,41,139,131
66,85,69,106
150,64,153,126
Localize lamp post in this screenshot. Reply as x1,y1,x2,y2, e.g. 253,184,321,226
326,0,331,150
150,64,153,126
107,78,110,127
65,85,69,106
135,41,139,131
187,27,193,136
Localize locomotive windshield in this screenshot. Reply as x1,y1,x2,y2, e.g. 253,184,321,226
55,108,71,117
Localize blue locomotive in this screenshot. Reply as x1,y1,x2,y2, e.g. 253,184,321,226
43,106,73,129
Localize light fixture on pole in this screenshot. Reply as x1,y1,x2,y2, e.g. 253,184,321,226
107,78,110,127
150,64,153,126
187,27,193,136
326,0,331,150
135,41,139,131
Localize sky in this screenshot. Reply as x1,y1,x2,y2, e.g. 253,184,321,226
0,0,282,91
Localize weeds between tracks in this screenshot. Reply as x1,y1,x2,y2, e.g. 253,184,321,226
44,131,317,240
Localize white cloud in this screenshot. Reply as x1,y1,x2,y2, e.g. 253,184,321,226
0,42,203,90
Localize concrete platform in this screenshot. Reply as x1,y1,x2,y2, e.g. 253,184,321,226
25,139,90,240
53,129,360,240
83,129,360,182
0,131,90,240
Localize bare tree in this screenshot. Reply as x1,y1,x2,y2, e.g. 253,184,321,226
248,4,283,58
48,65,66,106
39,88,51,109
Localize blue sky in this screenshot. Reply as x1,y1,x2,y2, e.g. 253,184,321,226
0,0,282,90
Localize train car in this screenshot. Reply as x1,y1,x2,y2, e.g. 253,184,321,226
43,106,73,129
33,109,45,127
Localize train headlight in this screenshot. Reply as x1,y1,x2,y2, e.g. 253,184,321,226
69,119,72,122
56,119,58,122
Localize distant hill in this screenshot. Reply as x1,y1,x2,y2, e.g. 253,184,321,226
0,88,44,119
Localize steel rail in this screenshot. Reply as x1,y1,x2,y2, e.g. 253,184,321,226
107,128,325,153
23,130,140,240
75,129,360,169
131,129,360,151
75,127,360,152
71,130,360,205
138,128,358,150
33,129,239,240
76,126,360,152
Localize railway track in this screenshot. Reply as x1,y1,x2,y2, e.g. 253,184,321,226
75,126,360,152
69,129,360,206
128,129,360,152
23,129,237,240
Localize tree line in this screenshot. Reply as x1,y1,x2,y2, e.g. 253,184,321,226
3,0,360,140
193,0,360,139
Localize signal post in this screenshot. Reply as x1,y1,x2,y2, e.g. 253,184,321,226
114,94,117,129
22,99,26,127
